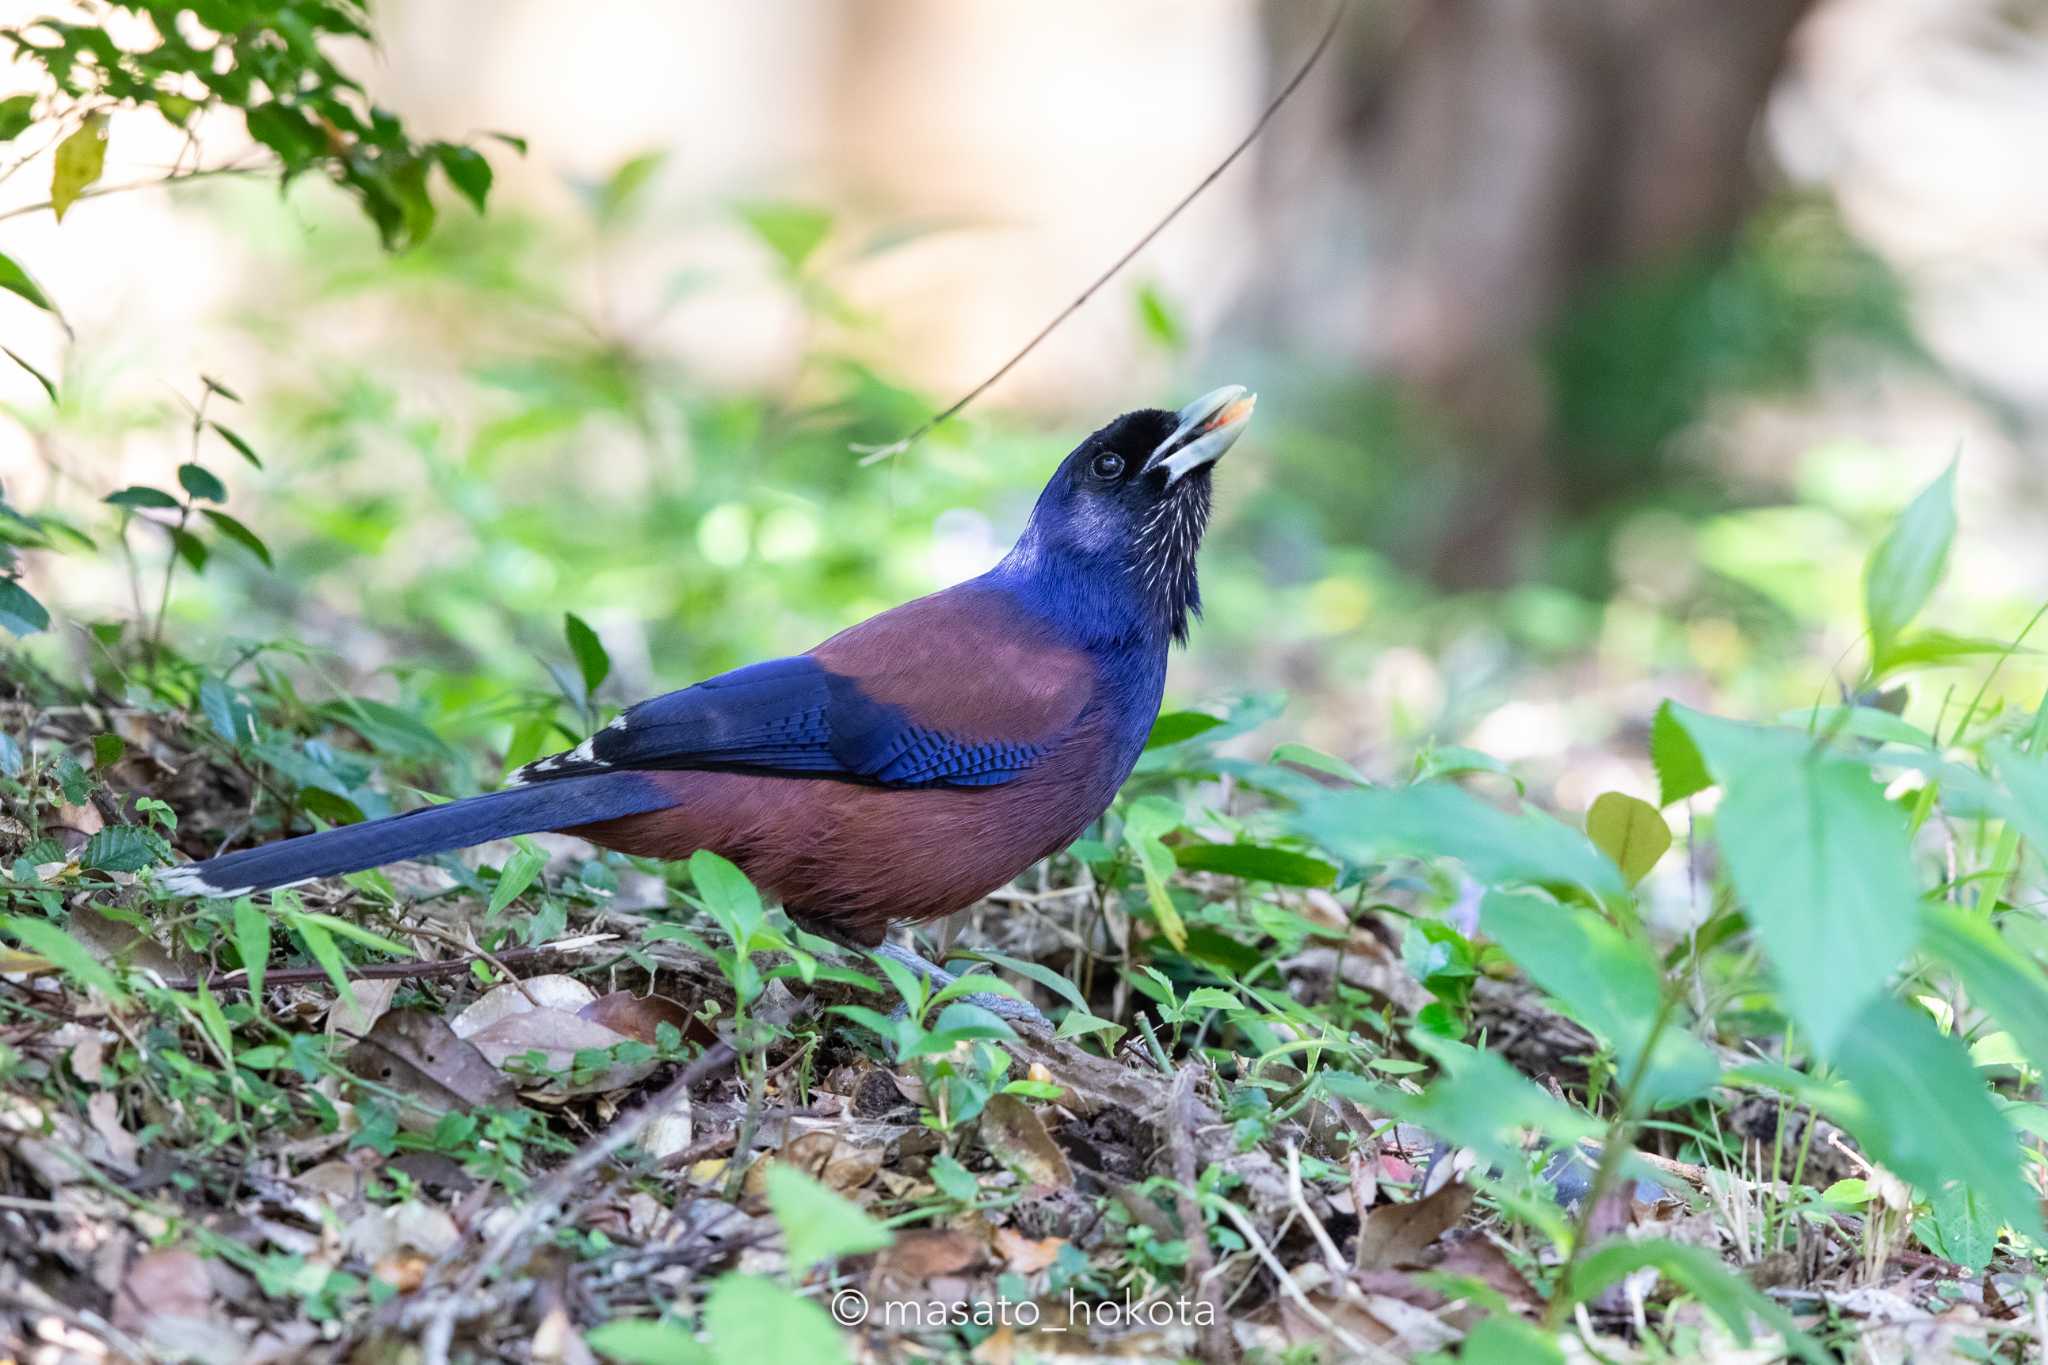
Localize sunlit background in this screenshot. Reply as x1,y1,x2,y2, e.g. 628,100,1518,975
5,0,2046,833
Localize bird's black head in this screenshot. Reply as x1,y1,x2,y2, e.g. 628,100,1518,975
1003,385,1255,645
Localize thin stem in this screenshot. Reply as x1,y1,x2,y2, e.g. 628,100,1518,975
1543,989,1683,1332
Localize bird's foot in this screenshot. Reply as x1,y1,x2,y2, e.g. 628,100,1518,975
872,940,1051,1029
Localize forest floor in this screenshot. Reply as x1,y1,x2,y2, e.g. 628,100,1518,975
0,674,2036,1365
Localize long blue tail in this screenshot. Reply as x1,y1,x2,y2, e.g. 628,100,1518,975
157,772,677,898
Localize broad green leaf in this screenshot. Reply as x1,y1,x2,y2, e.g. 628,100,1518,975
83,826,156,872
1171,841,1338,888
1459,1316,1566,1364
1295,783,1624,902
233,899,270,999
1122,795,1188,949
701,1273,850,1364
3,915,128,1003
1377,1035,1599,1175
0,94,33,142
1649,701,1712,806
1583,791,1670,886
318,698,452,759
585,1318,710,1364
1920,906,2048,1080
293,912,413,958
434,143,492,212
1776,704,1935,749
1413,744,1523,792
1831,995,2042,1242
762,1165,892,1271
1146,709,1224,749
1917,1179,1999,1275
690,850,765,945
0,578,48,636
0,250,52,312
168,527,207,571
90,733,124,769
1872,629,2021,677
200,510,272,567
1570,1239,1826,1362
487,843,546,916
177,463,226,502
1666,704,1918,1055
1864,460,1956,667
50,114,108,222
104,486,181,511
1481,890,1717,1104
734,201,833,275
564,612,611,693
1990,742,2048,856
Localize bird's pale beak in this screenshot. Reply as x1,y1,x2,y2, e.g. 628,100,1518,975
1146,384,1257,484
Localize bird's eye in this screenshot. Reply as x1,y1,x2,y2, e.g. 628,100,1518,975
1089,452,1126,481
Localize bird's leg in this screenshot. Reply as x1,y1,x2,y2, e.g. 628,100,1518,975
872,939,1050,1028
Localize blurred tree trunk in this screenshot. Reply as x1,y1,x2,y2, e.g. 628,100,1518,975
1258,0,1818,587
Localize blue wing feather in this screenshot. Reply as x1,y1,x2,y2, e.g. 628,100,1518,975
517,655,1054,789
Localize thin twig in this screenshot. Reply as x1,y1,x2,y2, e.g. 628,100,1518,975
149,934,616,994
853,0,1351,466
1206,1193,1395,1364
0,161,267,224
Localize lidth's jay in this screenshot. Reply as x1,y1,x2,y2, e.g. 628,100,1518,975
160,387,1257,1012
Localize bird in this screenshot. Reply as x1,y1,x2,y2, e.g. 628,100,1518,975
159,385,1257,1015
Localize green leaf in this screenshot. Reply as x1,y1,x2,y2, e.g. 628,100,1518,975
293,912,413,959
177,463,226,503
104,486,181,510
434,143,492,212
1990,742,2048,857
3,346,57,400
200,510,272,567
50,114,108,222
734,201,833,275
318,698,452,759
1134,281,1185,351
929,1151,979,1201
1570,1239,1826,1362
233,899,270,999
1918,1179,2000,1275
1375,1035,1600,1175
487,843,546,916
208,422,262,468
1921,906,2048,1080
90,733,124,769
83,826,156,872
1872,629,2022,677
690,850,765,946
585,1318,710,1365
1649,701,1712,806
1145,709,1224,749
3,915,127,1004
1295,783,1624,902
1666,704,1918,1056
284,912,352,1005
564,612,611,693
1458,1316,1566,1364
0,251,52,312
1170,841,1338,888
0,578,48,636
1831,995,2043,1243
1122,795,1188,950
1865,460,1957,667
1270,741,1370,785
701,1274,851,1364
1481,890,1716,1103
168,528,207,572
0,94,34,142
1583,791,1670,887
762,1165,893,1271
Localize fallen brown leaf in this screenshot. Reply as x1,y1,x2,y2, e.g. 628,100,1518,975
344,1007,517,1130
1355,1179,1475,1271
991,1225,1064,1274
578,990,706,1046
463,1008,655,1098
978,1093,1073,1191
